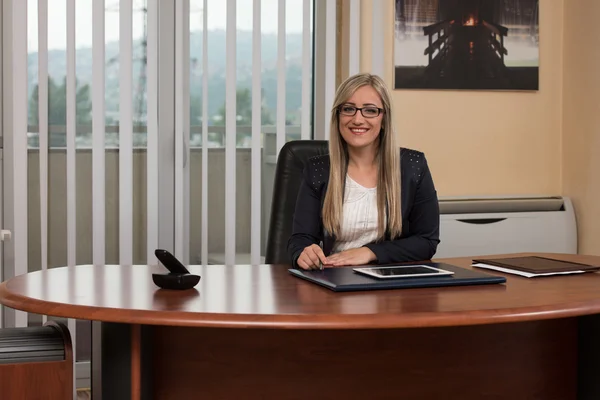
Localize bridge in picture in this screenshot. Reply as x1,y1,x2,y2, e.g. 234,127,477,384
394,0,539,90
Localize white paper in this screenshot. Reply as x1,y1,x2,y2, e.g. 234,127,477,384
472,263,586,278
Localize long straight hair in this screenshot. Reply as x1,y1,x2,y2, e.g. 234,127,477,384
322,73,402,240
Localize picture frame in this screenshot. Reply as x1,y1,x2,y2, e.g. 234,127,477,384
393,0,540,91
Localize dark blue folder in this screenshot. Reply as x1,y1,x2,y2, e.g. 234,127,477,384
288,262,506,292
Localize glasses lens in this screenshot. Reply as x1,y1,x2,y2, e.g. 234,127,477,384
362,107,380,117
340,105,356,115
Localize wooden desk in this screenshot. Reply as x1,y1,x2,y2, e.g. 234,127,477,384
1,252,600,399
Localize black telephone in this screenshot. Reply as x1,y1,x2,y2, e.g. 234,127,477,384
152,249,200,290
155,249,191,274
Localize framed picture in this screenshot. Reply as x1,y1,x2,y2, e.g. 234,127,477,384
393,0,539,91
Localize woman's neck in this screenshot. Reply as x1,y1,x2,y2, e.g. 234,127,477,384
347,146,378,171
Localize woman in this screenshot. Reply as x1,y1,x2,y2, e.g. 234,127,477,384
287,73,440,270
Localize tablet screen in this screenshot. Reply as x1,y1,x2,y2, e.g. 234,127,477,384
371,266,440,275
353,265,454,279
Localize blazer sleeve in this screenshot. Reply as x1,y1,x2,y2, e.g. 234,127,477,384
287,164,324,267
364,155,440,263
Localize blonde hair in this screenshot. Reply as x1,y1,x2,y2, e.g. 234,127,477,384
322,73,402,240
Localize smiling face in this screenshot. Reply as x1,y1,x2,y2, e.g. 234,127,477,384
337,85,384,152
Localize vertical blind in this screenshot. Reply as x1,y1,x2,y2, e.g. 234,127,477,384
38,0,49,326
224,0,237,266
120,0,134,266
251,0,262,265
93,0,107,267
65,2,77,391
12,0,29,330
146,0,159,264
175,0,190,263
324,0,336,140
200,0,209,265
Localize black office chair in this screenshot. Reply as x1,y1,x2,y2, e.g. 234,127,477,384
265,140,329,264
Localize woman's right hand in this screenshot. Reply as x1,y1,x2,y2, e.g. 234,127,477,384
297,244,328,270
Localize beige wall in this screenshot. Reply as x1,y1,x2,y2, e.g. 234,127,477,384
339,0,600,254
344,0,564,197
562,1,600,255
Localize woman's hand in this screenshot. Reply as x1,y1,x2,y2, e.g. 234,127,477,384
297,244,328,270
325,247,377,267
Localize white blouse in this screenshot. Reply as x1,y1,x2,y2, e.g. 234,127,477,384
331,175,380,254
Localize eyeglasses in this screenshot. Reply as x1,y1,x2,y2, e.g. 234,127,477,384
338,105,384,118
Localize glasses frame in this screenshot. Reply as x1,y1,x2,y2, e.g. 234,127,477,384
337,105,384,118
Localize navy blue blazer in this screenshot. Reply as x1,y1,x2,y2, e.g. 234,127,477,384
287,148,440,268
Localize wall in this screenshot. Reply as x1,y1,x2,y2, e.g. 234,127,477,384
339,0,600,254
562,1,600,255
346,0,564,197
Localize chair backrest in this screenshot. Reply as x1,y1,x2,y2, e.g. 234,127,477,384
265,140,329,264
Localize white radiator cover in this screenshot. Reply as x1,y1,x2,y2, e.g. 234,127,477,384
434,196,577,258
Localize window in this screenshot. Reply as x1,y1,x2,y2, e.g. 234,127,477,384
4,0,316,390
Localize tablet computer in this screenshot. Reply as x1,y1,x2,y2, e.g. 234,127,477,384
353,265,455,279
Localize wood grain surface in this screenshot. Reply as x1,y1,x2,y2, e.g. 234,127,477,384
149,318,577,399
0,321,73,399
1,252,600,328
